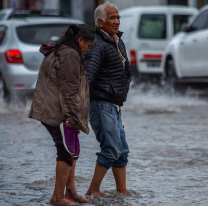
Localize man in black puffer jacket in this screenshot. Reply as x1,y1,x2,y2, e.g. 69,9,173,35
85,2,132,196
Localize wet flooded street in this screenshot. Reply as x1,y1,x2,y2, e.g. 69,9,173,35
1,85,208,206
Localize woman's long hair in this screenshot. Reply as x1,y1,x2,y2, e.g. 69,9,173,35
54,24,95,62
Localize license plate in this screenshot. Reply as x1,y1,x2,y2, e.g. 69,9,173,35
147,62,161,67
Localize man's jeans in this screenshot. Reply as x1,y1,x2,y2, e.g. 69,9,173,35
90,101,129,169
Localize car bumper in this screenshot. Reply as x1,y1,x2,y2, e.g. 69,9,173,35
138,61,163,74
2,64,38,93
131,64,162,77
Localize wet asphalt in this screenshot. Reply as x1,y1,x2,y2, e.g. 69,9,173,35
1,85,208,206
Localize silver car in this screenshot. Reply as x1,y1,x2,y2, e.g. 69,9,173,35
0,15,83,101
0,8,68,21
0,8,14,21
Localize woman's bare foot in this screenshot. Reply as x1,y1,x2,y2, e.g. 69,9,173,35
65,188,89,203
50,197,76,205
85,190,103,197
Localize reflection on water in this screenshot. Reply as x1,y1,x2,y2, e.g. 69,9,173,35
0,85,208,205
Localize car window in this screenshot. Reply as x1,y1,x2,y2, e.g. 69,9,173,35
16,24,69,45
190,9,208,31
138,14,166,39
0,26,7,45
173,14,192,34
205,20,208,29
204,10,208,29
0,13,6,21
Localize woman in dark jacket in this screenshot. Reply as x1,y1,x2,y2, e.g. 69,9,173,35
29,24,95,205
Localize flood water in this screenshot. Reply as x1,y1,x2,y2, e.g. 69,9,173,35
1,84,208,206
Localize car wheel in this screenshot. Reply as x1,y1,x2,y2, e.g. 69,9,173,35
0,76,27,105
165,58,186,94
0,77,11,103
131,65,141,83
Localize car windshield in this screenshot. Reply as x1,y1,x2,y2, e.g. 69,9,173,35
138,14,166,39
173,14,192,34
16,24,69,45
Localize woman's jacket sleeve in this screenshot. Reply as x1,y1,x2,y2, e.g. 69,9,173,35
57,51,81,130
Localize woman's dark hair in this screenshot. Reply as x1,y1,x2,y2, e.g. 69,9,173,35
54,24,95,59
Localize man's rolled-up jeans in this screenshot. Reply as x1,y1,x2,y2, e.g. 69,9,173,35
90,101,129,169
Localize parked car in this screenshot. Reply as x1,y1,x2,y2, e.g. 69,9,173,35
162,5,208,90
0,8,13,20
0,8,68,21
0,13,83,102
119,6,198,79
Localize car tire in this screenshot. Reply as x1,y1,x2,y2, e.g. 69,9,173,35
165,58,186,94
0,76,27,105
0,77,11,103
131,65,141,83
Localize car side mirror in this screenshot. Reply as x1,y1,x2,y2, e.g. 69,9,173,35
180,23,190,32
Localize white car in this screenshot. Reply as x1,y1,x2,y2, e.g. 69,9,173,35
0,8,67,21
119,6,198,78
0,8,13,20
0,10,83,102
163,5,208,88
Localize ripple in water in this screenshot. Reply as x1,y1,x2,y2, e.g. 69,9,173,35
88,190,143,206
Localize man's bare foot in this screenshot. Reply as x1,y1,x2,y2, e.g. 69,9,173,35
85,190,103,197
65,188,89,203
50,197,76,205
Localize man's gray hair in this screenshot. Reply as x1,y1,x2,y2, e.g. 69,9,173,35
94,2,118,27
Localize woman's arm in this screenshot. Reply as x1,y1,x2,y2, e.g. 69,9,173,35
57,51,81,130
